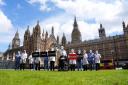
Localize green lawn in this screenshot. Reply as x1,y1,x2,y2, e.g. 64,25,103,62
0,70,128,85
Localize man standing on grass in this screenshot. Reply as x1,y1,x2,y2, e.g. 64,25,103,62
35,49,41,71
15,51,21,70
49,48,56,71
94,50,101,71
77,49,83,71
88,50,95,71
44,50,49,71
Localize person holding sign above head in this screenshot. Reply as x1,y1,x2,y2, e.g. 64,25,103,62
49,48,56,71
43,50,49,71
68,49,77,71
34,49,41,71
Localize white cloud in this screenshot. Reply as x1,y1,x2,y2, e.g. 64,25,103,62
0,9,15,52
0,11,13,32
0,0,5,5
26,0,128,41
27,0,51,12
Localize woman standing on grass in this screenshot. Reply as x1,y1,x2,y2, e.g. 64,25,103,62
20,50,27,70
28,54,34,70
82,50,88,71
68,49,77,71
94,50,101,71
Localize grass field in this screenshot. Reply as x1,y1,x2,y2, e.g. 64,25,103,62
0,70,128,85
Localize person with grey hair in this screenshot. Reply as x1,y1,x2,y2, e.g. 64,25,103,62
94,50,101,71
83,50,88,71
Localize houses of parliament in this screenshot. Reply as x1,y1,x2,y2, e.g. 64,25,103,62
3,17,128,62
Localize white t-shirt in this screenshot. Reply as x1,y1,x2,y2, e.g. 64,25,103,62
60,50,67,56
28,55,33,64
20,53,27,64
83,53,88,65
49,56,55,62
95,54,101,63
35,57,41,64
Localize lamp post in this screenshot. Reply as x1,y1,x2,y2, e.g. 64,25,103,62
113,36,119,68
111,50,115,69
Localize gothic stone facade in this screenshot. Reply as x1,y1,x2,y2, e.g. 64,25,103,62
65,18,128,61
4,18,128,64
4,21,59,63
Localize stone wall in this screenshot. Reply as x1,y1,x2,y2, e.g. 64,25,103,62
0,60,15,69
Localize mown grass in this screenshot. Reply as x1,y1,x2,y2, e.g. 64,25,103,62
0,70,128,85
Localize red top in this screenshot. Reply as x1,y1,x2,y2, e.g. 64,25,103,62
68,53,77,60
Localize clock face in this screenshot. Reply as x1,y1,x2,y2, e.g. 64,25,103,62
15,40,20,45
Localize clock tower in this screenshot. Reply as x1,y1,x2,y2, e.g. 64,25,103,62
12,30,20,49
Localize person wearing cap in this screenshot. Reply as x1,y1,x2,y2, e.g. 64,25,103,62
94,50,101,71
68,49,77,71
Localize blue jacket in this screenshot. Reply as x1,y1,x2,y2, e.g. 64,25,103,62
15,54,21,64
87,53,95,63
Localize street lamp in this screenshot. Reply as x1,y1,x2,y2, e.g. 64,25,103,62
111,50,115,69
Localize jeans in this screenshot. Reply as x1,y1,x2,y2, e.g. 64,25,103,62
77,60,83,71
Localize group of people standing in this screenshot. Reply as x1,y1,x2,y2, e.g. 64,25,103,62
15,46,101,71
67,49,101,71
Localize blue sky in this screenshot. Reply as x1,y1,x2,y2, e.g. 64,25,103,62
0,0,128,52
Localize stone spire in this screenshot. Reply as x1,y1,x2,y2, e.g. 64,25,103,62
74,16,78,27
45,31,48,39
99,24,106,39
35,20,41,36
61,33,67,47
51,26,54,35
122,21,125,29
42,29,44,39
57,35,59,44
71,16,82,44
